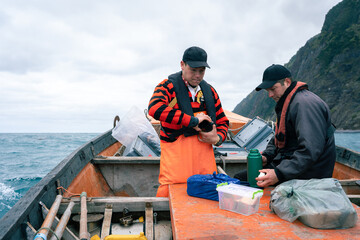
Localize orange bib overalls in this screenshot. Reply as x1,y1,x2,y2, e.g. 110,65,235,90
156,114,217,197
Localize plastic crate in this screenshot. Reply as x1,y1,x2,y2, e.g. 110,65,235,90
216,183,263,216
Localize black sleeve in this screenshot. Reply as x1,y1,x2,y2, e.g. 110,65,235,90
274,93,329,180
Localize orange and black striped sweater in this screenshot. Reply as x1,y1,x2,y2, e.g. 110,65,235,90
148,77,229,143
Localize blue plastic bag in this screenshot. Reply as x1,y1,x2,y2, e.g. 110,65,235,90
187,172,249,201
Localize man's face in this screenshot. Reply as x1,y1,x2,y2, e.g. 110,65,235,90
266,79,291,102
181,61,206,87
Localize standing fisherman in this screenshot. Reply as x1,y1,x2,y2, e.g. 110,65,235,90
148,46,229,197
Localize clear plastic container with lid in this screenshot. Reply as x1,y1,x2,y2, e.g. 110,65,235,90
216,183,263,216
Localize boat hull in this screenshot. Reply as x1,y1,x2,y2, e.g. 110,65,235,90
0,128,359,239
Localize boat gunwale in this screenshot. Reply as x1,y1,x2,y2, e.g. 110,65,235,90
92,156,247,164
336,145,360,171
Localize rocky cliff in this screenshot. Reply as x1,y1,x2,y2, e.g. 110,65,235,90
233,0,360,130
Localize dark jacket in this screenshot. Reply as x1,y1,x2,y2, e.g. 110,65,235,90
262,82,336,183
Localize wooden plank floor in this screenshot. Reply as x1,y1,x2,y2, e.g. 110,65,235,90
168,184,360,240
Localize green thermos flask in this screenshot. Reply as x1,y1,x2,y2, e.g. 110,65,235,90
247,149,262,187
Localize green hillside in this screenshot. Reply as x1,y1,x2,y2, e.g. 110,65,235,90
233,0,360,130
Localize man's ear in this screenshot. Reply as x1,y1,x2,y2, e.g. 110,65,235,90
284,78,292,87
180,61,185,70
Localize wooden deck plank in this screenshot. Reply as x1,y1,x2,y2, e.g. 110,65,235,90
101,205,113,240
145,203,154,240
169,184,360,240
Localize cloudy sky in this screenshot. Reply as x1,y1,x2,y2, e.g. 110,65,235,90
0,0,342,133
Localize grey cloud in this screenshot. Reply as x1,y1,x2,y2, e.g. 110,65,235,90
0,0,343,132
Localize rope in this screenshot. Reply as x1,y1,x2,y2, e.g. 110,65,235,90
57,186,81,198
34,227,59,240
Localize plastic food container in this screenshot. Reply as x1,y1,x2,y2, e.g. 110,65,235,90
216,183,263,216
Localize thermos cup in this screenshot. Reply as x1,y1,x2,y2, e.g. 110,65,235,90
247,149,262,187
198,120,213,132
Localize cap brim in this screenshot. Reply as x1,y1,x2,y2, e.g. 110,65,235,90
255,80,277,91
186,61,210,68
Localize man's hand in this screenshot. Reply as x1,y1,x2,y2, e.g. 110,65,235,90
256,169,279,188
198,124,219,144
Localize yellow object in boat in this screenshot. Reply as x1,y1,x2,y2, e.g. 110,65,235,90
91,235,100,240
104,232,147,240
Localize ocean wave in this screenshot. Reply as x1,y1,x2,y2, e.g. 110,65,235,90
0,182,20,201
0,133,98,218
3,177,42,196
0,202,13,211
5,176,42,182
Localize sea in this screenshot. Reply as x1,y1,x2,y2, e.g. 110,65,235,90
0,132,359,219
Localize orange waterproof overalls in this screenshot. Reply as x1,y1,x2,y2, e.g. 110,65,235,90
155,72,218,197
156,124,217,197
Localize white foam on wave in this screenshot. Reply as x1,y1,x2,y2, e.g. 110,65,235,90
0,182,20,200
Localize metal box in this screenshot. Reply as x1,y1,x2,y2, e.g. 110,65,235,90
233,117,274,152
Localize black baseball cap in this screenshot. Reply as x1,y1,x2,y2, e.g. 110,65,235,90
182,46,210,68
255,64,291,91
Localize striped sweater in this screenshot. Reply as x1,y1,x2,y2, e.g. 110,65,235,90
148,76,229,143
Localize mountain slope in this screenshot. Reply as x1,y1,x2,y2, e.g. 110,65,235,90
233,0,360,130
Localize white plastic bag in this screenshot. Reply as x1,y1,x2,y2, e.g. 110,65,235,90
270,178,358,229
112,106,160,156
